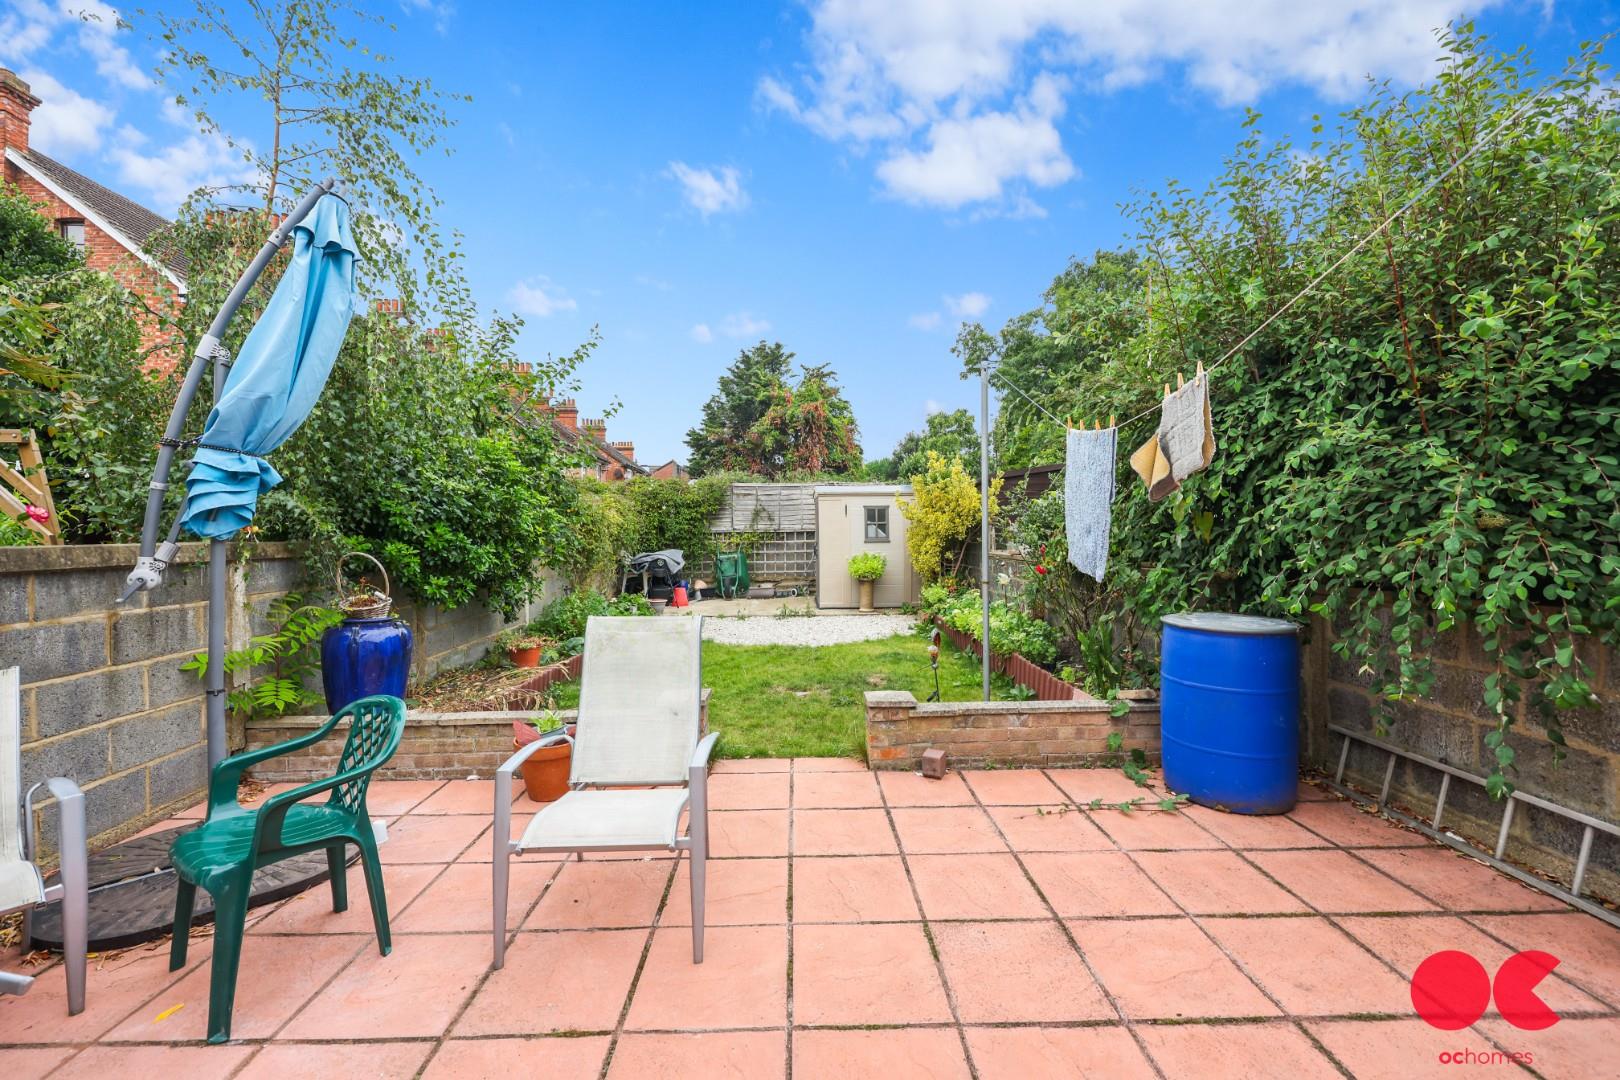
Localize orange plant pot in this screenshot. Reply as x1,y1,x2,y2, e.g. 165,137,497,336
516,739,571,802
508,645,542,668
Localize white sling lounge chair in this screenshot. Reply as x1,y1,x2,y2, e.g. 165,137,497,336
492,615,717,968
0,667,89,1014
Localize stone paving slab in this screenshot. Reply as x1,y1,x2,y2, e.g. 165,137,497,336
2,765,1617,1079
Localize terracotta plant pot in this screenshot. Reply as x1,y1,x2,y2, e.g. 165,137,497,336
858,579,875,613
512,721,575,803
508,645,542,668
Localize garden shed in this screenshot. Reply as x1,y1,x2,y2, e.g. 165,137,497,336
814,484,919,609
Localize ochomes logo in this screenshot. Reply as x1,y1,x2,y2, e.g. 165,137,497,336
1412,950,1561,1030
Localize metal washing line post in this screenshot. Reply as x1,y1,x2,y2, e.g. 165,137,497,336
978,360,991,702
120,178,340,768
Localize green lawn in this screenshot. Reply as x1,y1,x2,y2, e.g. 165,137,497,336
547,631,1017,759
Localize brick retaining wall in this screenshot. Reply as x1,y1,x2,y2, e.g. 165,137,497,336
865,690,1160,770
1304,610,1619,903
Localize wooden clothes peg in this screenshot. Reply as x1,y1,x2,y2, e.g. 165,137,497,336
1177,372,1185,390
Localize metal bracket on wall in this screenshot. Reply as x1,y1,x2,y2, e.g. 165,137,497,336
1329,724,1620,931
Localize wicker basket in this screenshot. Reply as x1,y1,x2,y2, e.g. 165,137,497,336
336,551,393,620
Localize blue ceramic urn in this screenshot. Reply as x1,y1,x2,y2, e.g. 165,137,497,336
321,615,413,714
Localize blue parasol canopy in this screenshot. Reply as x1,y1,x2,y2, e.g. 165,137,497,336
177,193,357,538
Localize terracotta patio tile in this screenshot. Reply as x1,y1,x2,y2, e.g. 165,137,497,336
1307,1018,1501,1079
908,852,1048,920
278,932,487,1039
131,816,195,839
1091,808,1223,850
413,778,521,814
709,771,791,810
377,812,489,864
608,1031,785,1079
0,1047,75,1077
1251,849,1439,913
106,932,361,1042
1339,915,1608,1018
710,809,790,858
966,1026,1155,1080
791,855,920,923
49,1044,253,1080
1358,847,1570,913
876,769,973,806
1046,767,1167,804
890,806,1006,854
249,862,442,935
1286,800,1427,848
625,925,787,1030
714,757,792,773
362,779,447,816
238,1041,434,1080
1298,779,1338,801
792,808,898,856
793,922,951,1025
961,768,1066,805
1022,851,1180,918
455,928,646,1036
793,769,882,808
793,757,868,772
1181,804,1330,849
664,857,789,925
1068,918,1280,1020
524,858,673,930
793,1028,970,1080
1476,1017,1620,1080
1203,916,1412,1015
1136,1021,1342,1079
396,859,560,933
934,920,1112,1023
1470,912,1620,1009
1135,850,1310,915
424,1035,611,1079
986,804,1114,852
0,942,204,1043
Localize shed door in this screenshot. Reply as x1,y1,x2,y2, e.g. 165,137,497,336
816,496,856,608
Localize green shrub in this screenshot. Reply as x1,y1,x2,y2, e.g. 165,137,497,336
937,589,1060,667
848,553,886,581
529,588,656,644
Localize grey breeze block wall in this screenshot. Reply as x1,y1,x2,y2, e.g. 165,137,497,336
1,542,543,858
1303,609,1620,904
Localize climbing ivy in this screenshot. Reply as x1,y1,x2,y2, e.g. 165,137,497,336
968,25,1619,795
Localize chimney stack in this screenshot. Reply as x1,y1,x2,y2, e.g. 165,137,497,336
374,298,404,317
610,440,635,463
554,398,578,430
583,418,607,443
0,69,40,155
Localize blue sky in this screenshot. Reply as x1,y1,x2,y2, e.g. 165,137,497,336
2,1,1613,466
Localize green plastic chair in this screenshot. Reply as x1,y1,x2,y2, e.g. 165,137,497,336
167,694,407,1044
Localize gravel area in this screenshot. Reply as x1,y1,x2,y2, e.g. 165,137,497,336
700,613,917,647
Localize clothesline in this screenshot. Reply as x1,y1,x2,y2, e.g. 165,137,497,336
986,71,1561,437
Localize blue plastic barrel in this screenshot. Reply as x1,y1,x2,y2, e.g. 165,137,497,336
1160,612,1300,814
321,616,413,714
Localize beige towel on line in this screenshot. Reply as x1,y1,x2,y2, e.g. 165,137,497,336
1129,373,1215,501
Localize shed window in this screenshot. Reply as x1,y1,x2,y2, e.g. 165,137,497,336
864,505,889,542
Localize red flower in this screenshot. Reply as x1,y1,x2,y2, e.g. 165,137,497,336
1034,564,1049,575
24,505,48,524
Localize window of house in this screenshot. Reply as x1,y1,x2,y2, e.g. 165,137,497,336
864,505,889,542
58,220,86,249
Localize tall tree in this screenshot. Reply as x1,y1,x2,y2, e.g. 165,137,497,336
868,408,976,482
684,341,792,475
685,344,862,478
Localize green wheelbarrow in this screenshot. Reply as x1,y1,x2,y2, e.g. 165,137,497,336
714,550,750,600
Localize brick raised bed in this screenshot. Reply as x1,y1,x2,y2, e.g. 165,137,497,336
865,690,1159,771
930,615,1090,701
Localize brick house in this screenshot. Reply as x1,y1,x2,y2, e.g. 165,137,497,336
1,68,186,363
503,362,650,481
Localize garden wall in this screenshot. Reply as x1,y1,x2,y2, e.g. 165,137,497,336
1303,610,1620,903
865,690,1160,770
0,542,546,856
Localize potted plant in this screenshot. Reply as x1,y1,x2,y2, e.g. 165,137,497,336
849,553,887,613
512,712,575,802
496,628,545,668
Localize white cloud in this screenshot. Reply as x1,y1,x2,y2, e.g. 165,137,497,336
908,311,942,331
105,123,256,209
20,69,114,156
667,161,748,217
761,0,1486,211
65,2,149,91
0,1,57,58
690,323,714,343
945,292,991,318
507,277,578,318
399,0,456,36
719,312,770,338
924,399,944,415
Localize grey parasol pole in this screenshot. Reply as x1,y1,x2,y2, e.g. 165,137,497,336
979,361,991,702
122,178,339,767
